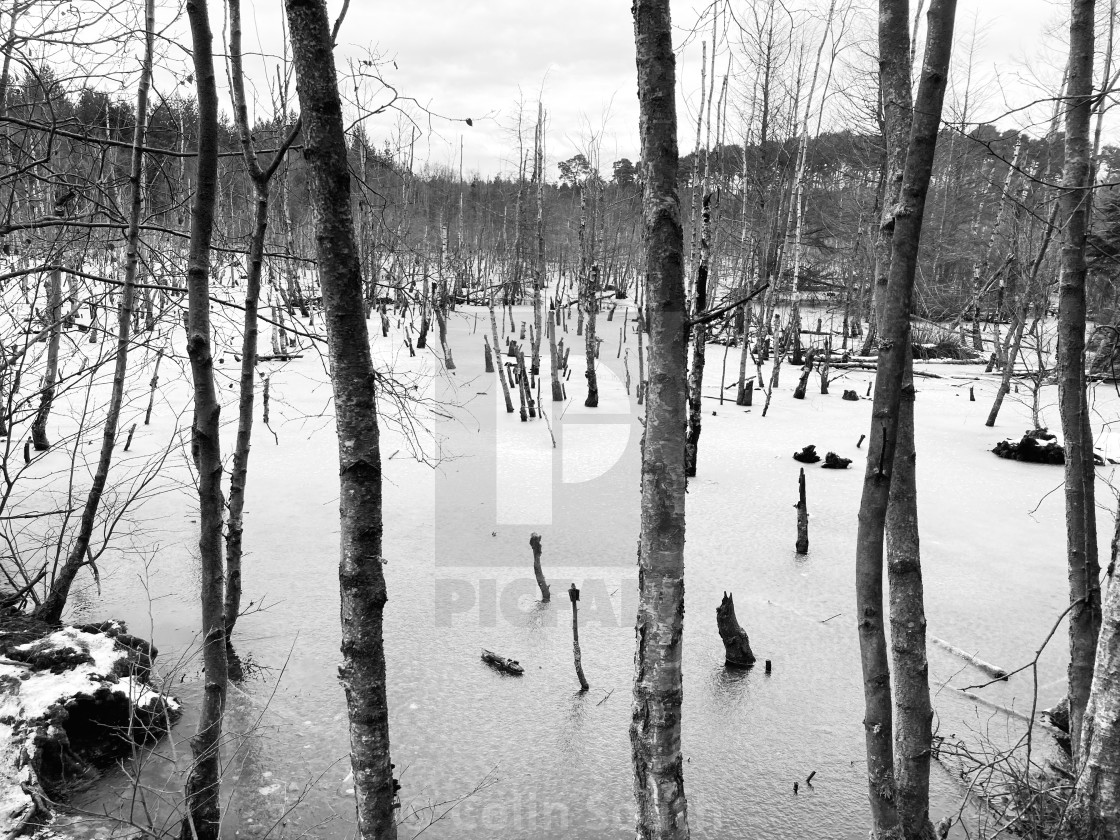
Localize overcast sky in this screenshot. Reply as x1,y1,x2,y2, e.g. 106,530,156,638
229,0,1068,180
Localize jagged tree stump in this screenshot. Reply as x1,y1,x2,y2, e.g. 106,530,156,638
716,592,756,666
795,468,809,554
530,532,549,600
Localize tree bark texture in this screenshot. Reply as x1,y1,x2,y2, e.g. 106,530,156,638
180,1,228,837
1059,0,1103,767
284,1,399,835
886,352,934,840
685,193,710,477
856,3,955,837
30,268,61,451
1068,546,1120,839
631,1,690,837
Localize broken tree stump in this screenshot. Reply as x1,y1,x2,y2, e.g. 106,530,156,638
569,584,589,691
716,592,756,667
530,533,549,601
793,445,821,464
795,468,809,554
821,452,851,469
483,335,495,373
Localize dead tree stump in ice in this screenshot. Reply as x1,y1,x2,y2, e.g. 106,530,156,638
793,350,816,400
530,533,549,601
483,336,494,373
568,584,589,691
795,468,809,554
793,445,820,463
715,592,756,666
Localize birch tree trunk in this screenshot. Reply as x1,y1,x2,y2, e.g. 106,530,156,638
1068,526,1120,838
180,1,228,837
284,1,399,835
856,3,956,838
532,102,545,376
1059,0,1103,768
631,1,690,836
685,192,710,477
870,0,914,343
29,268,61,451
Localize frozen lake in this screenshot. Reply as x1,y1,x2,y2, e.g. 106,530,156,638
47,299,1111,838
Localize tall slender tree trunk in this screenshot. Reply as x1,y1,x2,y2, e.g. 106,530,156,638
284,1,399,836
685,192,710,477
631,2,690,837
224,0,301,643
180,1,228,837
532,101,545,376
35,0,154,624
490,299,515,413
856,3,956,838
1068,515,1120,838
584,265,600,407
30,268,62,451
1059,0,1104,769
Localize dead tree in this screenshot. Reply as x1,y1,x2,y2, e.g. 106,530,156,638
685,192,711,476
29,268,61,451
716,592,756,666
795,468,808,554
530,532,549,601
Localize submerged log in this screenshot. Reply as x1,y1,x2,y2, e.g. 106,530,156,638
716,592,756,667
481,649,524,676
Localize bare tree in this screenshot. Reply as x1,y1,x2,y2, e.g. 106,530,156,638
631,0,690,837
1058,0,1104,768
34,0,155,625
223,0,303,643
855,2,956,838
284,0,399,836
179,0,228,837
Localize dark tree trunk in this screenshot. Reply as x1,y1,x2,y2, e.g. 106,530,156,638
1059,0,1103,769
631,1,690,836
180,1,228,837
855,3,956,838
30,268,62,451
284,1,399,835
685,193,710,477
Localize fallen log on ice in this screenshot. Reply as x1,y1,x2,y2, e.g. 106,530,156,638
931,636,1008,680
481,649,524,676
0,613,180,835
955,689,1063,735
829,362,944,379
